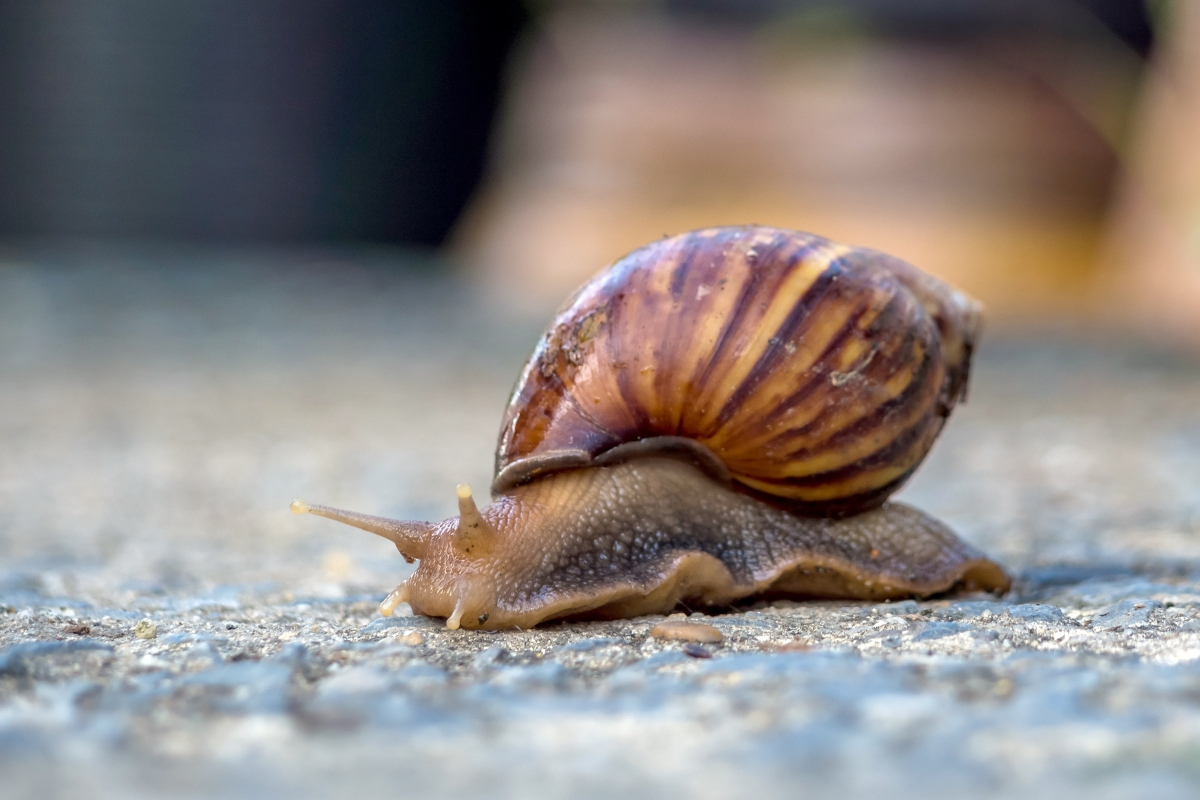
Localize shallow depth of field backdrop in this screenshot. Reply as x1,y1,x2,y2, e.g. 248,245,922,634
4,2,1200,800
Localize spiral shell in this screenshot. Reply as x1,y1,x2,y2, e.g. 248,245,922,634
494,225,981,515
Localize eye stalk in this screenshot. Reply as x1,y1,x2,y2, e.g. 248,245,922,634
289,497,432,562
454,484,495,557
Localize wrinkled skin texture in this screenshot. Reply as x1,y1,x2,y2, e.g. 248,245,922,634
388,458,1008,630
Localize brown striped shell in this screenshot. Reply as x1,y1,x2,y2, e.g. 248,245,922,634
493,225,982,516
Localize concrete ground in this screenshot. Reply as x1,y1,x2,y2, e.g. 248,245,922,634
3,246,1200,799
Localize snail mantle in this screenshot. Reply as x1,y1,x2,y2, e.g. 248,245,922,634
292,225,1010,630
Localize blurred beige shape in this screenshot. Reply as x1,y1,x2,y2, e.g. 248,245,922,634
321,549,355,581
456,10,1127,322
1102,1,1200,342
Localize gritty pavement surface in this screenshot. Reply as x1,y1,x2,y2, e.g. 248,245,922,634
3,246,1200,799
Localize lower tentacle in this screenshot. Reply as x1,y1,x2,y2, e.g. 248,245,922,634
379,582,409,617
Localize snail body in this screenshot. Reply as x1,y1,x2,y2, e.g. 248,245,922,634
293,225,1010,629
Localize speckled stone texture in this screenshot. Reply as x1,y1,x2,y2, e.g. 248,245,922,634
3,247,1200,800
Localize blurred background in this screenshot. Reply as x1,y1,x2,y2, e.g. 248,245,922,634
0,0,1196,331
0,0,1195,328
7,6,1200,796
1,0,1200,592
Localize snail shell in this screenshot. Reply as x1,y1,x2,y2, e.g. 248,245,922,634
494,225,980,515
292,225,1009,630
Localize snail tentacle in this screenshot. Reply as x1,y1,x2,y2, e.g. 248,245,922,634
454,484,495,557
290,499,432,561
379,582,410,617
446,596,467,630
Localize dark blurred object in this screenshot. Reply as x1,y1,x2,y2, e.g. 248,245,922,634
0,0,526,245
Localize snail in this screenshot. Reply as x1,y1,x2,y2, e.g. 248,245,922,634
292,225,1010,630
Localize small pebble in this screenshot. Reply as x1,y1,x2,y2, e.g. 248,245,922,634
395,631,424,646
133,620,158,640
64,623,91,636
683,643,712,658
650,621,724,644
